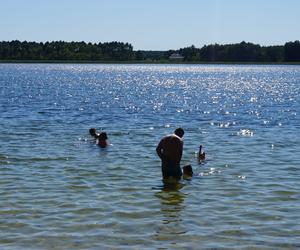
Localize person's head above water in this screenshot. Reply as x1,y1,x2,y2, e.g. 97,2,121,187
174,127,184,138
89,128,98,138
99,132,108,140
183,164,193,176
97,132,108,148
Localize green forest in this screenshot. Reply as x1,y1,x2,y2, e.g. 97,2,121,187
0,40,300,62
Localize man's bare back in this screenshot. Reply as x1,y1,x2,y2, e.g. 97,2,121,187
156,134,183,165
156,128,184,179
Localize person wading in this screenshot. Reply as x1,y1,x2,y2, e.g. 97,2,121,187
156,128,184,180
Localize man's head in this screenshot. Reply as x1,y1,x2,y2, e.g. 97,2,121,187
174,127,184,138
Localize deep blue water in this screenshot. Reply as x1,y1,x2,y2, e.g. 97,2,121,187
0,64,300,249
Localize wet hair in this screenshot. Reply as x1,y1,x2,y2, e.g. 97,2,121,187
183,165,193,176
99,132,108,140
89,128,97,137
174,127,184,138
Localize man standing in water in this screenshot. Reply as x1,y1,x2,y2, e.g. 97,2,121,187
156,128,184,180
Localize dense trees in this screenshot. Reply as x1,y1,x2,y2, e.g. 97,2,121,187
284,40,300,62
169,42,286,62
0,40,299,62
165,41,299,62
0,40,134,61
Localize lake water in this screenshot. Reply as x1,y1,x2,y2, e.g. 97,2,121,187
0,63,300,249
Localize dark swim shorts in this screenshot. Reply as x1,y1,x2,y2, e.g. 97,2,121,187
161,161,182,179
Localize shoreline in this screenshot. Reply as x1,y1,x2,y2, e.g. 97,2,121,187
0,60,300,65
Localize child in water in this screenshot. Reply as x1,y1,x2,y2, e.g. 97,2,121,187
89,128,109,148
89,128,99,139
97,132,109,148
182,164,193,178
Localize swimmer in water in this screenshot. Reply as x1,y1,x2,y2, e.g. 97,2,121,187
182,164,193,179
97,132,109,148
89,128,100,139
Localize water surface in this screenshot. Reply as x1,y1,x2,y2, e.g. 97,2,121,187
0,64,300,249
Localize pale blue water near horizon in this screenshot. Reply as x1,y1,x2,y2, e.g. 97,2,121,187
0,63,300,249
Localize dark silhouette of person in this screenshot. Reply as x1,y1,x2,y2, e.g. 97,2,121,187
182,164,193,179
89,128,99,139
97,132,109,148
156,128,184,180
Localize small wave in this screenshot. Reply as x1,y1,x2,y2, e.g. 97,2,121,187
0,154,8,160
210,122,235,128
199,167,222,176
66,184,91,190
237,129,254,136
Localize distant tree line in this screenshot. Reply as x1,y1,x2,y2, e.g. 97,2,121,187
160,40,300,62
0,40,300,62
0,40,134,61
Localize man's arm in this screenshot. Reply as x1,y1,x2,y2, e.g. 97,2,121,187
156,139,164,160
178,140,183,162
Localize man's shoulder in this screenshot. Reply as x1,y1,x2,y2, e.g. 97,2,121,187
164,134,182,142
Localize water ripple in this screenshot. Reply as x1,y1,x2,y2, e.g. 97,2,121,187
0,64,300,249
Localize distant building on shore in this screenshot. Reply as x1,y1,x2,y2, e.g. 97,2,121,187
169,53,184,61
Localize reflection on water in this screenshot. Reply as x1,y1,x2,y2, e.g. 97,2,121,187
0,64,300,249
154,182,187,242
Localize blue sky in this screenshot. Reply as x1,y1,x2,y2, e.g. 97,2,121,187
0,0,299,50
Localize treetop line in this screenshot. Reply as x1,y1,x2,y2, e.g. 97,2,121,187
0,40,299,62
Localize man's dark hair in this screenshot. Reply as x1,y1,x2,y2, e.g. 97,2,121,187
174,127,184,138
183,165,193,175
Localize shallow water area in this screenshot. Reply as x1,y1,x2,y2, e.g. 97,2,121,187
0,63,300,249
